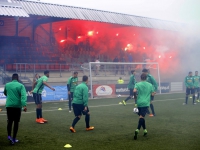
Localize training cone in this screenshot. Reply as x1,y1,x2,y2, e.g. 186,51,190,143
58,108,62,110
119,102,122,104
64,144,72,148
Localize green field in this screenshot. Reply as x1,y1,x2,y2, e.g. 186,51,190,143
0,93,200,150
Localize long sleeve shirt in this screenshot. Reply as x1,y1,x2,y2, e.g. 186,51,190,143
4,80,27,108
128,74,136,89
185,76,194,88
147,74,158,92
72,82,88,106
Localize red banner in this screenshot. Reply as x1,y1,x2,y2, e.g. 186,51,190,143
93,84,116,96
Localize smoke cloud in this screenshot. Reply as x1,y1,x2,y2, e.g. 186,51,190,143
46,20,200,82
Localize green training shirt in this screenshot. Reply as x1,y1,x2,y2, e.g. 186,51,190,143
193,76,200,88
185,76,194,88
33,75,48,94
72,82,88,106
147,74,158,92
128,74,136,89
67,76,78,92
4,80,27,108
134,81,154,107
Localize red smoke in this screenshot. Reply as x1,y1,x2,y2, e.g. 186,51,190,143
47,20,186,78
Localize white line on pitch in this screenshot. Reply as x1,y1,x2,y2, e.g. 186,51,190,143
0,98,184,116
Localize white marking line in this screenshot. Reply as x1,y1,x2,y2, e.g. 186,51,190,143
0,98,184,116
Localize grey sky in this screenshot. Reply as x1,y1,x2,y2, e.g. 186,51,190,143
40,0,200,24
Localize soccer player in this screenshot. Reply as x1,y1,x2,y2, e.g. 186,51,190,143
30,73,40,94
70,75,94,133
194,71,200,102
142,69,157,116
122,70,136,106
133,73,155,140
4,73,27,145
184,72,196,105
67,72,78,113
33,70,55,124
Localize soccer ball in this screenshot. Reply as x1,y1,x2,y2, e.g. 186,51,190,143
60,98,64,101
133,108,139,113
117,94,121,98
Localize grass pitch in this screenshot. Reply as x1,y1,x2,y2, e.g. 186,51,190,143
0,93,200,150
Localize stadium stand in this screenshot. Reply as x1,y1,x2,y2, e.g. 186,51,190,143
0,36,72,71
0,0,187,86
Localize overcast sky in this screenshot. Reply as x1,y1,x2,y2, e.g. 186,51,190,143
40,0,200,24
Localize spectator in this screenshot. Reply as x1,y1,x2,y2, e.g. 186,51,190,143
142,54,147,69
128,53,133,62
120,56,126,75
128,53,133,74
95,57,100,76
113,56,119,75
118,77,124,84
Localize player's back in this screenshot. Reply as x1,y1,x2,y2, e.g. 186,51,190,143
135,81,153,107
73,82,88,105
5,80,25,108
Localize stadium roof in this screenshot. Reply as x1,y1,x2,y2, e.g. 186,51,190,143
0,1,29,17
1,0,185,31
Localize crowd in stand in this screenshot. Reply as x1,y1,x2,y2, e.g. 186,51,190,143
0,36,150,73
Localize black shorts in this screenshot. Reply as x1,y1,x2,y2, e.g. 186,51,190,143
194,87,200,93
129,89,134,96
138,107,148,117
69,92,74,101
186,88,194,95
33,93,42,105
6,107,21,122
72,103,89,116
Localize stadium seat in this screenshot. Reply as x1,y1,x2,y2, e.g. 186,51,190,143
0,60,5,65
12,64,17,71
40,64,46,70
61,65,65,70
25,64,30,70
27,64,33,70
54,65,60,70
19,64,25,70
0,36,66,68
35,65,40,70
49,65,55,70
6,64,13,71
65,65,70,70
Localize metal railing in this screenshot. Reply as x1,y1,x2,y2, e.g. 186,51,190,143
81,62,158,77
1,66,11,84
4,63,83,78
